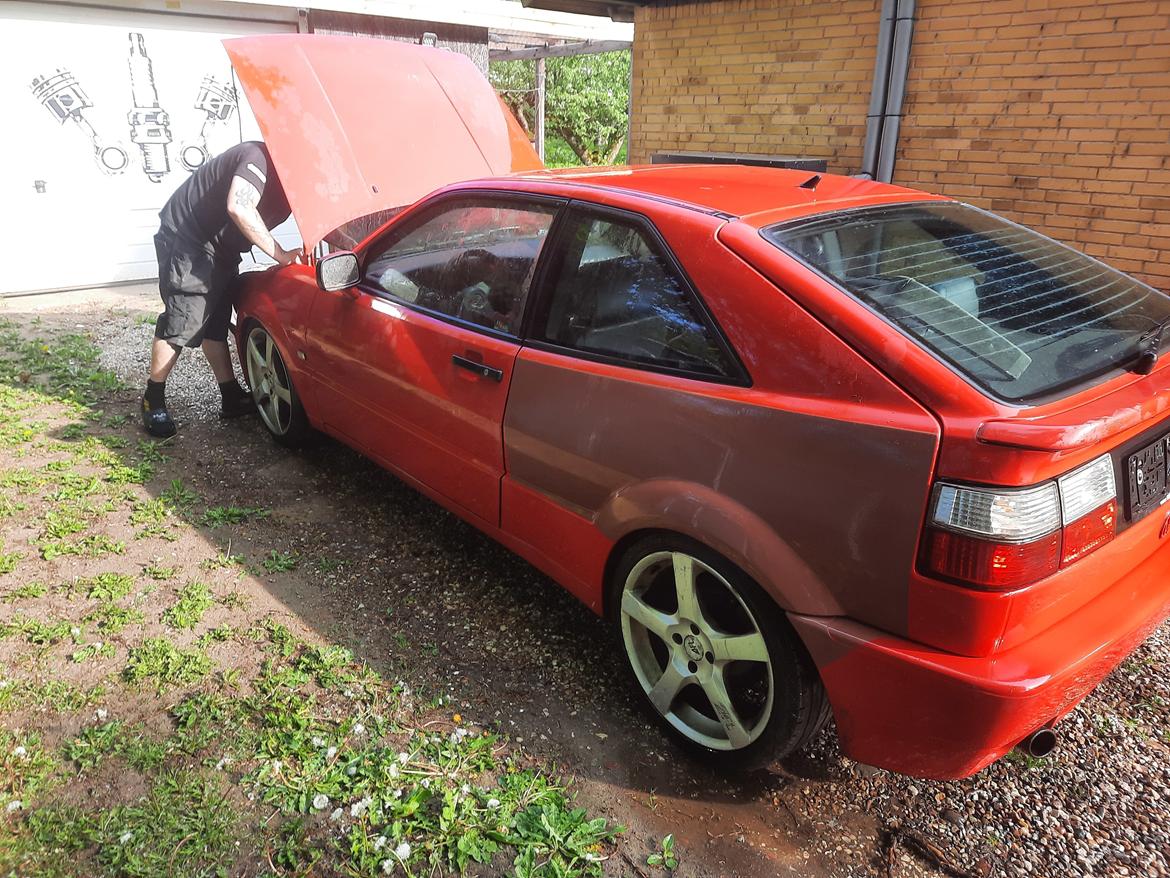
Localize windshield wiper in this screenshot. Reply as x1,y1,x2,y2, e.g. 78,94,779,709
1132,316,1170,374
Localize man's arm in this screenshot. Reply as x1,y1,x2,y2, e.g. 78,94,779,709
226,175,297,266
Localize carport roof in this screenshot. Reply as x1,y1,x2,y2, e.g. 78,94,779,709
521,0,648,23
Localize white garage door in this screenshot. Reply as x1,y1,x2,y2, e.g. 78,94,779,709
0,2,300,295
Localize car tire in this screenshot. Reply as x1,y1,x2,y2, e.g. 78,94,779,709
242,322,311,448
610,533,829,769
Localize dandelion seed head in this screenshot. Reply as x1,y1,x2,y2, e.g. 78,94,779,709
312,793,330,810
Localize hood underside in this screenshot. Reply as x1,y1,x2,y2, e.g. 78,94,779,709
224,34,543,250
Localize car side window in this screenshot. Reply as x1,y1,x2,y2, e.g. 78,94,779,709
362,199,558,336
539,211,735,377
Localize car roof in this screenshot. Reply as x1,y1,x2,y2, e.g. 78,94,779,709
505,164,946,226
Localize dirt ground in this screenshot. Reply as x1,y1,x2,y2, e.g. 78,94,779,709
2,284,1167,878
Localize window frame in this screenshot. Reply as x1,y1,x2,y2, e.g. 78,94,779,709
355,190,569,343
522,201,751,386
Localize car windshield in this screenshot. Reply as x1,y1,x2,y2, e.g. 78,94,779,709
763,202,1170,402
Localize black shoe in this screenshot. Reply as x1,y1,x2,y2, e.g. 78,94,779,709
220,389,256,419
141,396,176,438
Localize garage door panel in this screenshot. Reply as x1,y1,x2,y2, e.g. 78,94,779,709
0,2,298,294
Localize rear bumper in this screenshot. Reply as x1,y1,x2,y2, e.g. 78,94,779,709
791,536,1170,779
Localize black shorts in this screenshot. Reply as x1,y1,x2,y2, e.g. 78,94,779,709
153,229,241,348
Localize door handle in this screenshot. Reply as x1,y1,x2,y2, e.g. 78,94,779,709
452,354,503,382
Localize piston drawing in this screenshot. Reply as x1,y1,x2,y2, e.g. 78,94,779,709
179,76,238,172
127,32,172,181
30,68,129,175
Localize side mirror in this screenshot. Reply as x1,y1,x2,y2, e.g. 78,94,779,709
316,251,360,292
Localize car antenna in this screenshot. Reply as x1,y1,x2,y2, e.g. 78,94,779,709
798,174,822,190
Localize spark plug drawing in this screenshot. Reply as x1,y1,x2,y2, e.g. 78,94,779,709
179,76,238,172
30,68,129,175
126,32,172,181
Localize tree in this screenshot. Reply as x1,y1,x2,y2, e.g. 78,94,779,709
491,51,631,167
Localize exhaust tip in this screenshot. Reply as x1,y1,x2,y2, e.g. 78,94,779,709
1017,727,1058,759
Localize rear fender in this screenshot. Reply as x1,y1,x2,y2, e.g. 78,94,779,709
596,479,845,617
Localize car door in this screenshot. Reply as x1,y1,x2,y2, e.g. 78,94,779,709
305,193,564,526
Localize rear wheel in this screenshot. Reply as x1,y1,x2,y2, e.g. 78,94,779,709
244,323,310,448
612,534,828,768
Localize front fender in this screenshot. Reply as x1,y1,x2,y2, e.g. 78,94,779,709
596,478,845,617
234,266,319,421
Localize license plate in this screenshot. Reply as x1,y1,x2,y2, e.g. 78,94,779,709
1127,435,1169,520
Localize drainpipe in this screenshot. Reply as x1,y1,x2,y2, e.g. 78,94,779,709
860,0,916,182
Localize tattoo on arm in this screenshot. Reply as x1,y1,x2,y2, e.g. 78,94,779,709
233,178,259,210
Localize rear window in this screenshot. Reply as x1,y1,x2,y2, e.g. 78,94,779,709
763,202,1170,402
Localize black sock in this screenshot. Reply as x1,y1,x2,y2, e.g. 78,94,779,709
218,379,246,401
145,379,166,408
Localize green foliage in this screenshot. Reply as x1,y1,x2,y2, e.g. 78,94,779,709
84,603,144,635
162,581,214,630
2,580,46,602
124,638,211,692
647,833,679,870
160,478,199,509
261,550,299,573
0,549,23,576
79,571,135,602
492,51,630,166
202,505,270,527
141,560,179,580
39,534,124,561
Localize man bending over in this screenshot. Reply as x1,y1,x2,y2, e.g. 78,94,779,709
142,140,295,437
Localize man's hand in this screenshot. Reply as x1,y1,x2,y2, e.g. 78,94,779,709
273,245,301,267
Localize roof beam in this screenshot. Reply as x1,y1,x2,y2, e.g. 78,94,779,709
489,38,630,60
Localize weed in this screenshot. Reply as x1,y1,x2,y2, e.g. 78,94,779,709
647,833,679,870
97,770,237,877
141,560,179,580
2,581,46,602
79,571,135,602
124,638,211,692
161,478,199,509
0,550,23,576
262,550,299,573
201,551,245,571
218,589,250,609
313,556,343,574
39,534,124,561
40,508,88,540
162,581,215,630
0,616,79,646
84,603,144,634
0,679,106,714
70,641,115,664
202,505,270,527
197,625,234,647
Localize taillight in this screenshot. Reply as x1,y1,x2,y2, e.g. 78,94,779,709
925,455,1117,590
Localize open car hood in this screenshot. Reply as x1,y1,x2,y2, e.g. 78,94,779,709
224,34,543,250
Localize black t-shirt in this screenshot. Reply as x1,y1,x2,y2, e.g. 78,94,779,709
158,141,291,259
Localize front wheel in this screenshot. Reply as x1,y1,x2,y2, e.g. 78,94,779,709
612,534,829,769
243,323,310,448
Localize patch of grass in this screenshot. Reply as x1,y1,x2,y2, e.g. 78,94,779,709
63,721,170,773
196,625,234,647
97,770,237,877
124,638,211,692
69,641,115,664
0,495,27,519
0,615,79,647
313,556,343,575
162,581,215,630
202,505,270,528
2,581,46,602
78,571,135,602
200,551,245,572
0,549,23,576
83,603,144,635
40,508,88,541
141,560,179,580
261,550,299,574
160,478,199,509
39,534,124,561
0,730,59,807
217,589,249,610
0,678,106,714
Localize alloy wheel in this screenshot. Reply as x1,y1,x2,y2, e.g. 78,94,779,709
246,326,293,436
620,550,774,751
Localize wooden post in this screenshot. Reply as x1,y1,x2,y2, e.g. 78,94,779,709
535,56,546,162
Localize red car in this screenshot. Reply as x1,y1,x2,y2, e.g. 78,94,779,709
228,36,1170,780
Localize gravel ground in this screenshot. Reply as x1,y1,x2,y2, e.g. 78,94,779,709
8,285,1167,878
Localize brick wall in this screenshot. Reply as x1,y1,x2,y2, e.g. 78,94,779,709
630,0,1170,290
630,0,880,172
897,0,1170,290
